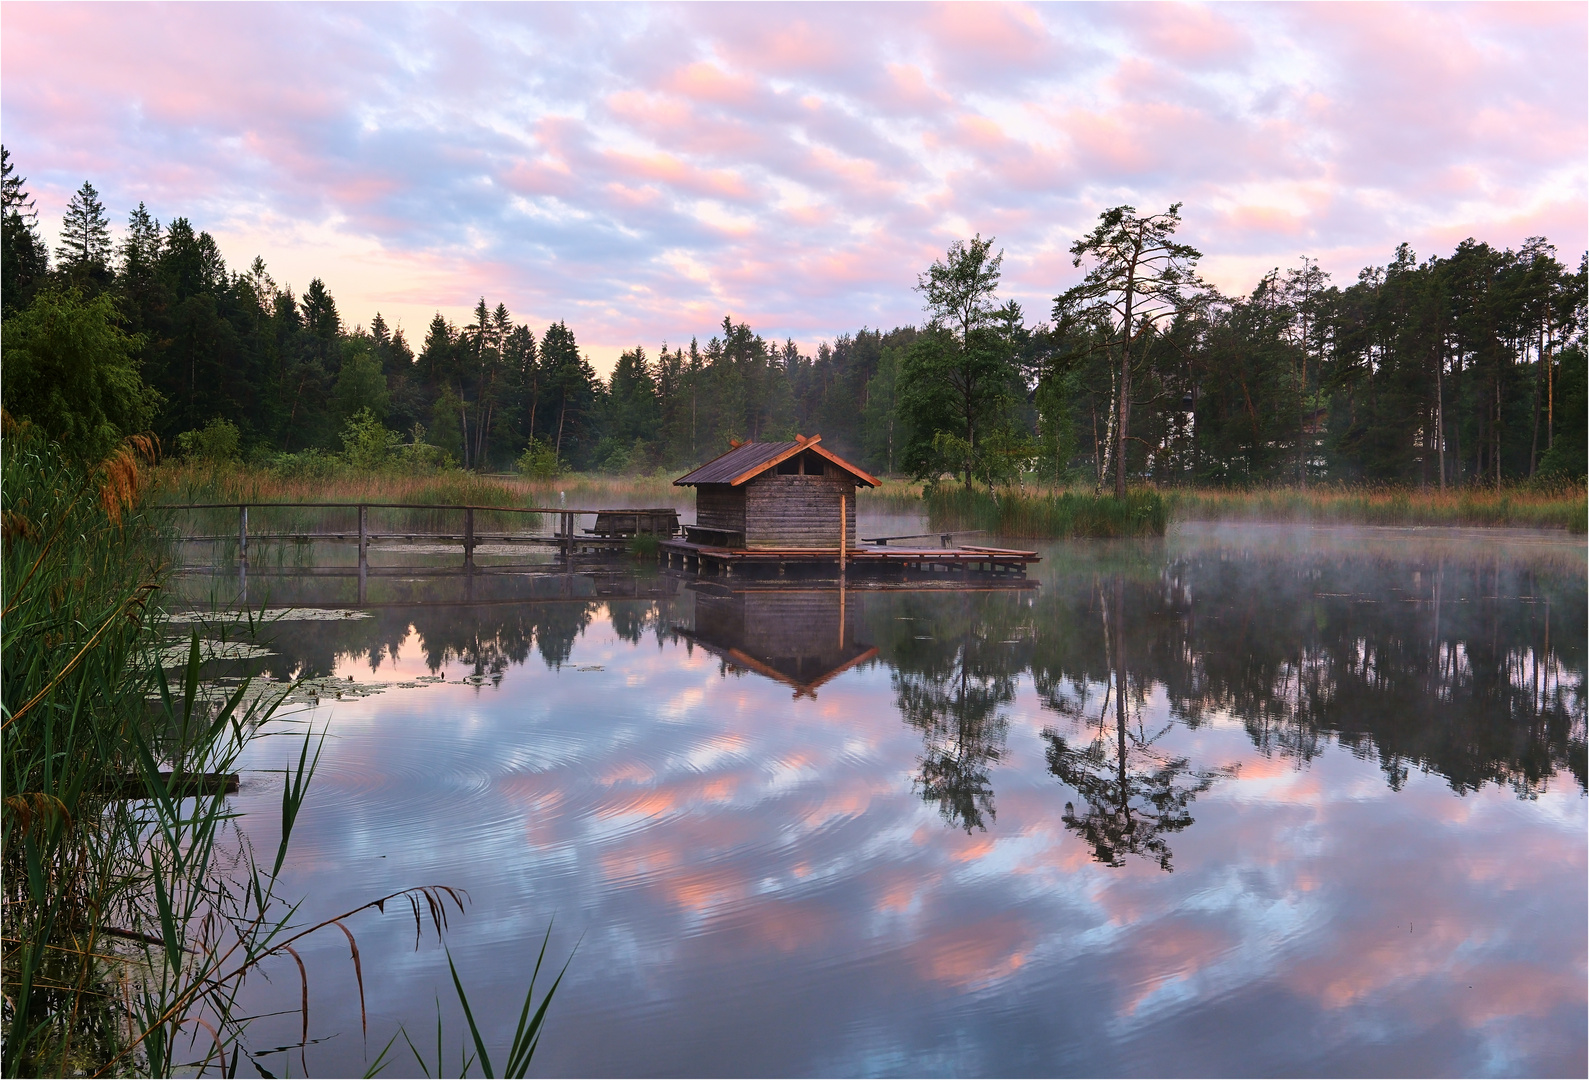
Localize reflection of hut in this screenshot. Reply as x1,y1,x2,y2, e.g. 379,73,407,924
674,434,877,550
681,584,876,698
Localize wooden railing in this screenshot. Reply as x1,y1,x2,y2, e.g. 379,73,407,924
161,502,679,560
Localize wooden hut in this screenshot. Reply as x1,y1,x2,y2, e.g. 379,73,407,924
674,435,877,550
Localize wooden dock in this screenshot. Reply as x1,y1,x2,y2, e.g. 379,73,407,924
164,501,1039,588
659,538,1038,578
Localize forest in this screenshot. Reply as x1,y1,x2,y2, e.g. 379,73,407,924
3,146,1585,489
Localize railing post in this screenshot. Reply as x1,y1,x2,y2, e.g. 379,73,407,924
464,507,475,566
238,505,248,560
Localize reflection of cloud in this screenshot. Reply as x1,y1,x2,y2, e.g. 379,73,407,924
5,5,1582,370
228,596,1584,1078
910,914,1033,990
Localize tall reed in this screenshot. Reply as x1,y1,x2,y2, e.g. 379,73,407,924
925,486,1169,539
3,426,568,1075
160,460,687,511
1164,482,1587,533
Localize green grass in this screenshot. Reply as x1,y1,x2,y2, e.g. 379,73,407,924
925,486,1169,539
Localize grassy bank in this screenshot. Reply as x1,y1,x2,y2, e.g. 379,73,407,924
1164,483,1587,533
926,486,1169,539
159,461,1586,539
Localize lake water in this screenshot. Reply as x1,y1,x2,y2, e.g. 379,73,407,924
181,523,1586,1077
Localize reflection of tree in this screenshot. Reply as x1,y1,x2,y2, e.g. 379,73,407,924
608,599,661,645
231,599,687,682
1017,547,1585,798
891,602,1017,832
1043,576,1223,871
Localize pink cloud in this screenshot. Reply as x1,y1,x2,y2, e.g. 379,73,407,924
1,1,1581,371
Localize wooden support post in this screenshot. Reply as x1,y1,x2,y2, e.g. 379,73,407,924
238,505,248,560
464,507,475,566
358,504,368,561
839,494,847,567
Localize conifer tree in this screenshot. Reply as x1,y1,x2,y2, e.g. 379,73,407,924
56,180,113,269
117,202,162,279
1,146,49,313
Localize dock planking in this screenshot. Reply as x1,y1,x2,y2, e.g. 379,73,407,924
659,537,1038,578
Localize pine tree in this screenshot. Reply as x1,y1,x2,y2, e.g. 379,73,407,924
117,202,162,279
1,145,49,313
56,180,113,268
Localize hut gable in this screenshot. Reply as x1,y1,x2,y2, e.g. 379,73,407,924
673,435,877,488
674,435,876,551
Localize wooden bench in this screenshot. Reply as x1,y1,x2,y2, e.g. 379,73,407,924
585,509,680,537
684,525,745,548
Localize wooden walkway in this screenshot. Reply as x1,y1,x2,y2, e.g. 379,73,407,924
164,502,1039,589
659,538,1038,578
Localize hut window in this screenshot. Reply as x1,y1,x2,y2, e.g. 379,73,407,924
777,456,801,474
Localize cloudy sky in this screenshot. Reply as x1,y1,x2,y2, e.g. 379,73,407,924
4,2,1584,371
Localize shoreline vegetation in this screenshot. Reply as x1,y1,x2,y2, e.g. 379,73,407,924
156,459,1587,538
1,424,564,1076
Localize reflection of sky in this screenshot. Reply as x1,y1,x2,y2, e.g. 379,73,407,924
231,596,1585,1077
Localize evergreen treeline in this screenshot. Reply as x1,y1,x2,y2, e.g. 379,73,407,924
3,148,1584,484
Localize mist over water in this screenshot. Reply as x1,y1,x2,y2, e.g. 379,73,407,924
186,522,1586,1077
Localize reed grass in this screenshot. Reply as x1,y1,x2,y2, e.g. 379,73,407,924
161,461,685,509
925,486,1169,539
4,429,568,1076
1163,482,1587,533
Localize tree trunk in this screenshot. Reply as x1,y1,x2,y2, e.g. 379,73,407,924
1494,378,1502,492
1092,403,1103,493
1115,281,1135,499
1546,325,1554,451
1435,342,1446,491
1295,321,1308,488
1530,322,1544,476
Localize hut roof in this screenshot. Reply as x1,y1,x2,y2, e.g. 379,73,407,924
673,435,878,488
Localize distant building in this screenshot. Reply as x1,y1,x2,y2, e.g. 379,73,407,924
673,434,878,550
